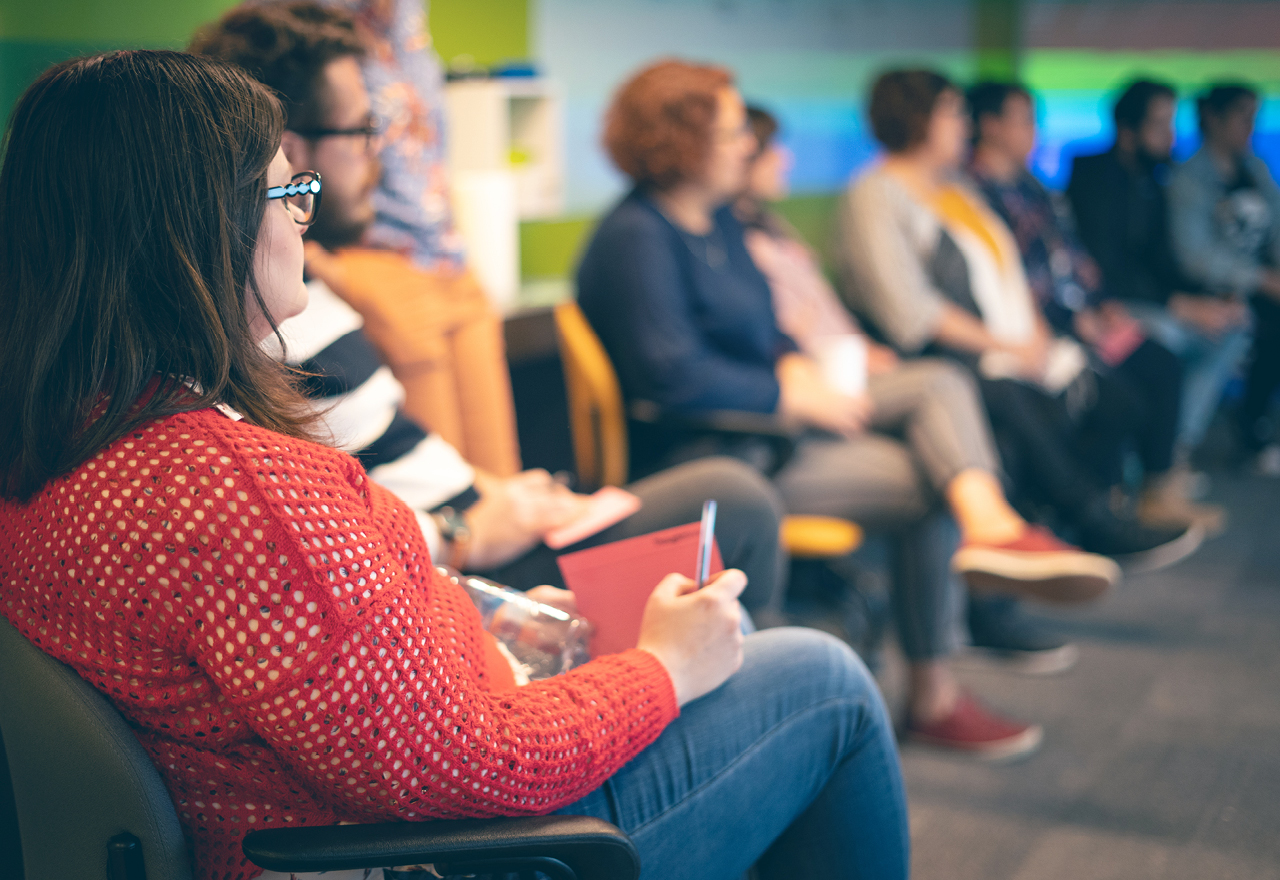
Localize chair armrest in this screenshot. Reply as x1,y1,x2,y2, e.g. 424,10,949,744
242,815,639,880
628,399,802,472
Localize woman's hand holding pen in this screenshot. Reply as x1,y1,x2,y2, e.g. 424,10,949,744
637,569,747,707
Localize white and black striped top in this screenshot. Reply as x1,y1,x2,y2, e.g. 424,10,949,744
266,281,479,558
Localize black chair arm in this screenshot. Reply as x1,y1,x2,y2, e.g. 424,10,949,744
242,815,639,880
628,399,802,471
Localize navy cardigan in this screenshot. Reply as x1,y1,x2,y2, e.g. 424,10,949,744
576,187,796,417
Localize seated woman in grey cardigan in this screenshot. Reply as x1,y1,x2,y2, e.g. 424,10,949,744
835,69,1200,572
736,104,1080,675
576,58,1119,758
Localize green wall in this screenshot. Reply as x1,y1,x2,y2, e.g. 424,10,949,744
0,0,236,44
1,0,530,128
0,0,239,129
516,193,843,285
430,0,528,68
1024,49,1280,92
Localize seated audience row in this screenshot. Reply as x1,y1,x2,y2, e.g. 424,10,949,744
837,71,1200,566
578,59,1126,758
4,1,1268,877
1066,79,1279,475
966,82,1223,534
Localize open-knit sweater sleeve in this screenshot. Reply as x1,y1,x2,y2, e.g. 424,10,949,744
0,408,678,880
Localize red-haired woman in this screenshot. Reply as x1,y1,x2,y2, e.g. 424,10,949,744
577,59,1120,758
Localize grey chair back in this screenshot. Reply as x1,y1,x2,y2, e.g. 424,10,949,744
0,614,192,879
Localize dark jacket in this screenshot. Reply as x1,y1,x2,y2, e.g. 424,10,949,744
1067,149,1193,306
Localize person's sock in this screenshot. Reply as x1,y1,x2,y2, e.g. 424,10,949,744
948,469,1026,545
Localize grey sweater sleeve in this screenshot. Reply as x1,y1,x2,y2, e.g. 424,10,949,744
1169,150,1280,296
836,171,946,354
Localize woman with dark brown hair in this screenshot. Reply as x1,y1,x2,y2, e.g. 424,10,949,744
0,51,907,880
578,59,1120,758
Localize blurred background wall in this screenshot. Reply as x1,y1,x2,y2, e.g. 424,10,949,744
1022,2,1280,188
2,0,1278,281
0,0,527,127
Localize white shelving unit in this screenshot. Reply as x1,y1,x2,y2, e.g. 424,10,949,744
445,77,564,219
444,78,564,310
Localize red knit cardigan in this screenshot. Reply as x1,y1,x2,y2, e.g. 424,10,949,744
0,408,678,880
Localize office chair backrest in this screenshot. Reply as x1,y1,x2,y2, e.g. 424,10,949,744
553,301,629,491
0,614,192,880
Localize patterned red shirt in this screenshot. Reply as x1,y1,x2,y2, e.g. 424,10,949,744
0,407,677,880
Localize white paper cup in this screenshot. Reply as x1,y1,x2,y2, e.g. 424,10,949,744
813,334,868,396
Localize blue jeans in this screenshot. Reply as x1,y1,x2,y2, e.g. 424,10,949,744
1126,301,1252,452
557,628,910,880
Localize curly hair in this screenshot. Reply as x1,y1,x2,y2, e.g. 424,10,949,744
868,69,956,154
189,0,367,132
603,59,734,189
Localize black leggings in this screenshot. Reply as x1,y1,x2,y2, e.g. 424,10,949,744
982,341,1180,518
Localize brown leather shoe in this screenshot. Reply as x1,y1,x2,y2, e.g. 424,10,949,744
1137,481,1226,537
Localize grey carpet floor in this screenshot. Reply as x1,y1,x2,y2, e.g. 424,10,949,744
895,473,1280,880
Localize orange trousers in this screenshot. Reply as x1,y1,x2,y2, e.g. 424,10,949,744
319,248,522,476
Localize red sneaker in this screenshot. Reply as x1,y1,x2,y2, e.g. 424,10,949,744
906,692,1043,761
952,525,1120,604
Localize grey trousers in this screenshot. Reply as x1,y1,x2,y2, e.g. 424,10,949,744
773,360,997,660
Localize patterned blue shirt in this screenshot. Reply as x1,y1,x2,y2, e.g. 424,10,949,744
322,0,466,268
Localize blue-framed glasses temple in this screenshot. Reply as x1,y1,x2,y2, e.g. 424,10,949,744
266,171,322,226
267,176,322,200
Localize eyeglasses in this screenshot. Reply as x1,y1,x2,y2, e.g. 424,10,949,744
291,115,382,151
266,171,322,226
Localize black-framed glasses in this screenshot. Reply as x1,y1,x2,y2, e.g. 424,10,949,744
266,171,322,226
291,115,382,151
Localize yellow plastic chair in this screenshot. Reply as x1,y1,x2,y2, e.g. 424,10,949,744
554,301,862,559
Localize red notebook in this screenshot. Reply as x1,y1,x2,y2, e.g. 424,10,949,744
556,521,723,658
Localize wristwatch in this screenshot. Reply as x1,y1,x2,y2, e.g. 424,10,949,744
430,505,473,570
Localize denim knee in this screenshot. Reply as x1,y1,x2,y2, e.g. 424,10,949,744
748,627,882,709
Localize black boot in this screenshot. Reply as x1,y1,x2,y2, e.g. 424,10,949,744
1076,495,1203,573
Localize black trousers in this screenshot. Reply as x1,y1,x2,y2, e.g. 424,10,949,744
981,340,1180,519
1238,295,1280,452
979,377,1102,520
1079,339,1182,485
